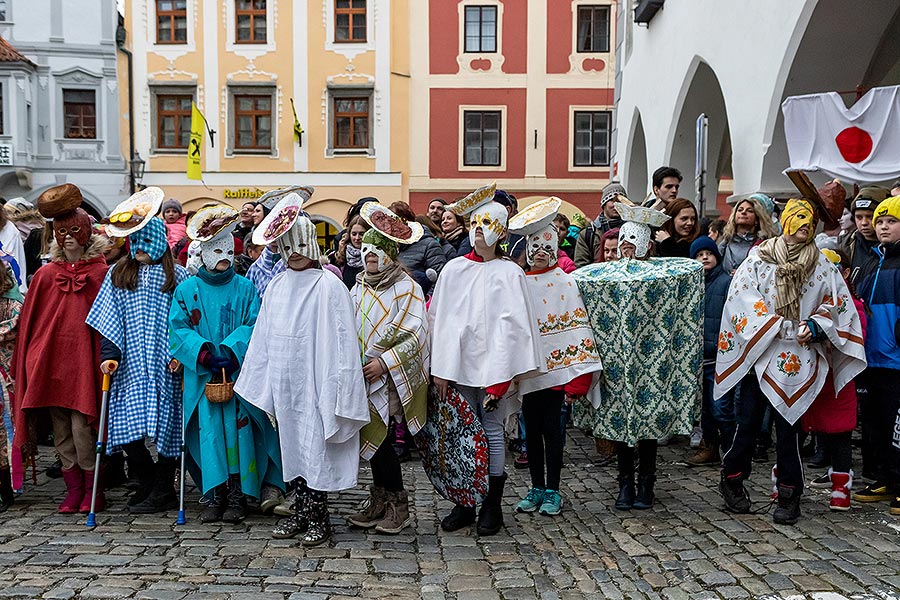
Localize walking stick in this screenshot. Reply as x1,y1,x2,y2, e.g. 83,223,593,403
176,365,186,525
86,365,115,528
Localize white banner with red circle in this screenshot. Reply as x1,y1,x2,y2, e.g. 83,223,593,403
782,85,900,184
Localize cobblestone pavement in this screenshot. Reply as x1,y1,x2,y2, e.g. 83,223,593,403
1,430,899,600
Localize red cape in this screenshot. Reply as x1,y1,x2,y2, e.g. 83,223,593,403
12,256,108,447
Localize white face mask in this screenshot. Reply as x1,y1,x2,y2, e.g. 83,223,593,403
186,240,202,276
277,216,321,261
200,229,235,271
361,243,393,273
618,221,652,258
527,224,558,267
469,201,508,248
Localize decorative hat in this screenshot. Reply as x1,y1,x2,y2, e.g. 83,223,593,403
187,204,239,242
614,202,670,228
507,197,562,235
447,183,497,216
105,187,165,237
37,184,83,218
257,186,314,212
252,189,312,246
359,202,424,244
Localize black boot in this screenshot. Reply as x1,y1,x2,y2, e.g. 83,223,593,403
0,467,14,512
476,473,507,536
302,493,331,547
633,475,656,510
125,443,157,507
103,453,128,489
440,503,476,532
221,474,247,524
807,435,829,469
199,484,227,523
129,457,178,514
633,441,657,510
772,484,801,525
272,485,309,539
720,473,751,513
614,443,635,510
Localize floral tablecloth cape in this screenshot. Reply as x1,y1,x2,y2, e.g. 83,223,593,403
572,257,703,446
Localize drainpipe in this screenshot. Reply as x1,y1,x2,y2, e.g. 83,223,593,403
116,20,135,194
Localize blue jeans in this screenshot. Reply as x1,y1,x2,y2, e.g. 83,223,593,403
701,363,736,450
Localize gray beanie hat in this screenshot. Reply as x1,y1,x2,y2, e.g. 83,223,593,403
601,182,627,206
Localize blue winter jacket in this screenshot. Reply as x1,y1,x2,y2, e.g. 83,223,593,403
703,264,732,362
856,240,900,370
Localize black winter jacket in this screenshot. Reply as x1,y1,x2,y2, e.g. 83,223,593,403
703,264,732,361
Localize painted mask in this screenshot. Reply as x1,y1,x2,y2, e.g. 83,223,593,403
186,240,202,276
780,198,817,239
361,229,398,273
128,217,168,261
469,201,508,247
277,216,321,261
200,228,235,271
53,208,92,248
527,224,558,267
618,221,652,258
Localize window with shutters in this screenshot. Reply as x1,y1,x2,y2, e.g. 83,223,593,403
63,90,96,139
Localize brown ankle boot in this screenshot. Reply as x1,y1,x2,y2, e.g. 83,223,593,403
374,490,411,535
346,485,387,529
686,440,720,466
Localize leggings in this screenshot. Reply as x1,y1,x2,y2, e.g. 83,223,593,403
821,431,852,474
521,388,565,490
370,427,404,492
457,385,506,477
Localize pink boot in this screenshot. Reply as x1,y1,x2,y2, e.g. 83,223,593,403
80,469,105,514
59,467,84,514
829,469,852,512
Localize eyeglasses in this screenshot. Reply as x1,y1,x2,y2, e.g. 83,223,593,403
55,226,82,236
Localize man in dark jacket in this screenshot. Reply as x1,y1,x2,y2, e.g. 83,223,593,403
841,186,890,282
686,236,735,466
574,182,626,267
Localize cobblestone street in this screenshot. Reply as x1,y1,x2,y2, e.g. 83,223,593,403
1,430,899,600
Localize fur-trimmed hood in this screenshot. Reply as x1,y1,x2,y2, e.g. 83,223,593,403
49,233,111,263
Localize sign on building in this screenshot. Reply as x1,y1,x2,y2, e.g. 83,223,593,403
0,143,12,166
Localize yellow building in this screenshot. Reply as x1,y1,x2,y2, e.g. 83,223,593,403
119,0,408,241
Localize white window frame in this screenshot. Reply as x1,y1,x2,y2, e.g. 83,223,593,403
458,105,506,172
569,106,611,172
457,0,503,65
324,0,374,60
326,85,375,158
226,85,277,156
150,0,196,54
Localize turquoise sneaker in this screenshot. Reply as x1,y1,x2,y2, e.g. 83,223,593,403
539,489,563,516
515,487,545,513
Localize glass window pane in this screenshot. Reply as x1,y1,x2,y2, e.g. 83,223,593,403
174,18,187,41
237,0,251,9
354,99,368,112
255,16,266,38
465,147,481,165
237,97,252,111
484,148,499,165
159,1,173,10
258,130,270,147
483,7,496,24
352,0,365,7
161,115,174,132
162,131,176,147
354,119,368,147
337,0,349,7
175,0,186,8
257,96,270,111
465,112,481,129
335,117,350,146
255,0,266,8
161,97,175,111
238,115,252,130
179,97,192,110
336,99,353,113
575,113,591,132
257,116,271,132
483,113,499,130
575,148,590,166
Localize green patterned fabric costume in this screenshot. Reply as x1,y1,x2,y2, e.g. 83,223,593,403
572,257,704,446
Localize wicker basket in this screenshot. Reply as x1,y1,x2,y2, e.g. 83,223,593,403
205,368,234,404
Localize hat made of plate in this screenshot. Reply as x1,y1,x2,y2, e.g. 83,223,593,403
187,203,240,242
252,189,311,246
360,202,424,244
104,187,165,237
447,182,497,216
507,197,562,235
37,184,82,219
614,202,671,228
257,185,314,212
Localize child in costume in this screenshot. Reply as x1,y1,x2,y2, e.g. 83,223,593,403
716,199,866,524
429,183,543,536
0,259,20,512
87,188,189,514
12,184,108,514
235,188,369,547
508,198,603,517
347,206,429,535
169,205,283,524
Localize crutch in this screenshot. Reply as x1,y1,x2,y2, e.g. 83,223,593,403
175,365,186,525
86,364,116,528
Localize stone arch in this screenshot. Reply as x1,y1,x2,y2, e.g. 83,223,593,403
667,57,732,215
624,108,648,203
760,0,900,191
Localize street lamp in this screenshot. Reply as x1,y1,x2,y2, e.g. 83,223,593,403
130,151,145,193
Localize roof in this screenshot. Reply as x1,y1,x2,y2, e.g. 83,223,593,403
0,36,36,67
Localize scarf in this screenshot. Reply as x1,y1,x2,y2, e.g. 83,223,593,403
197,265,236,286
444,226,466,244
346,243,363,269
356,260,407,291
756,236,820,322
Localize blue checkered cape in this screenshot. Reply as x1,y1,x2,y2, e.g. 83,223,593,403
86,263,189,457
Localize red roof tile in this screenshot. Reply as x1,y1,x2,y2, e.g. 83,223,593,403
0,35,35,67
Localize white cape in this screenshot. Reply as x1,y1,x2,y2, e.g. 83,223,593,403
234,268,369,492
429,256,543,388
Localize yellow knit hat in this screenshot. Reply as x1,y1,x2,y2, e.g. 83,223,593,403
874,196,900,223
780,198,816,237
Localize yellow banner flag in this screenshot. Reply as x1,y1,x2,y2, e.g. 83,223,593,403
187,102,203,181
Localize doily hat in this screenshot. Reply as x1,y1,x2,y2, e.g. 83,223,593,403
447,182,497,216
359,202,424,244
187,203,239,242
104,187,165,237
252,189,312,246
507,197,562,235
